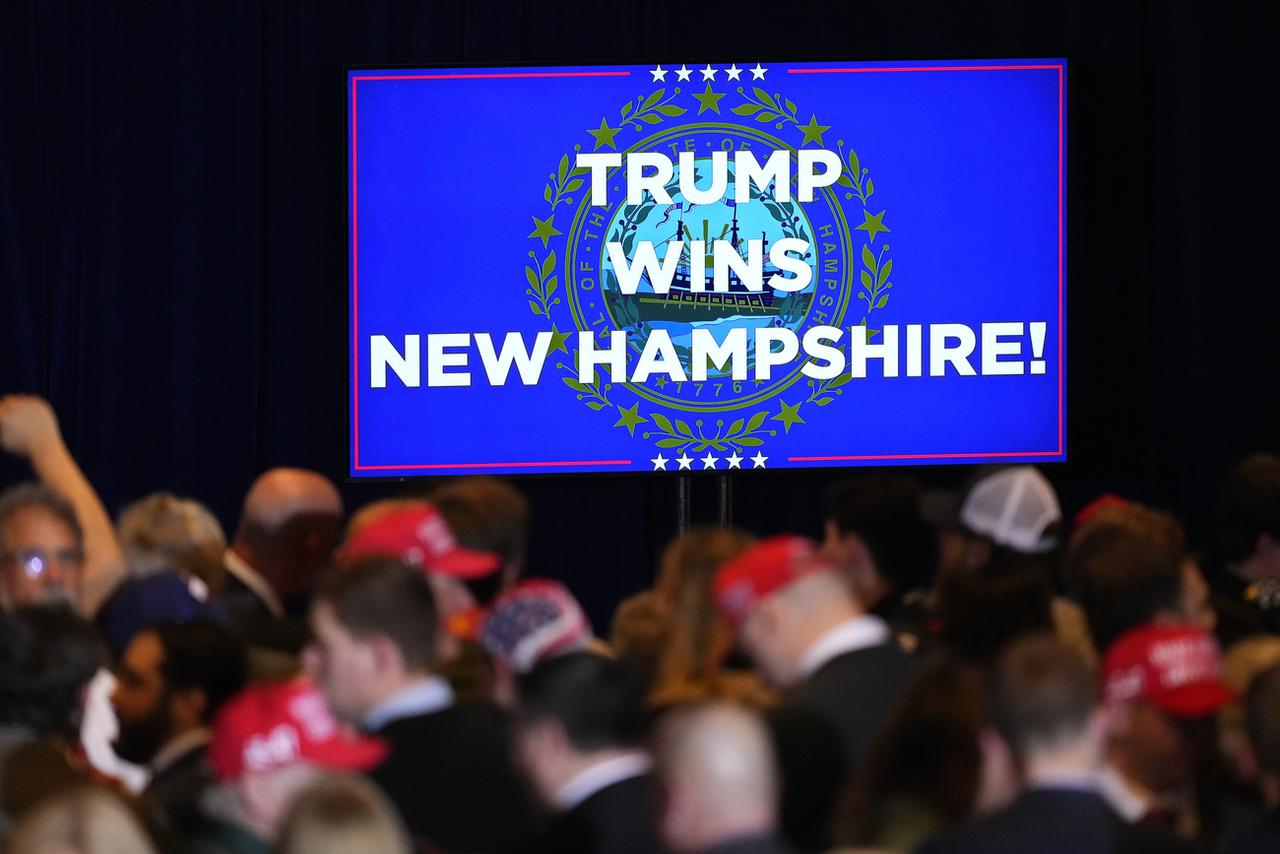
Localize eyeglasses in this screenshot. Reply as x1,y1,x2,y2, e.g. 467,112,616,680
1,547,85,579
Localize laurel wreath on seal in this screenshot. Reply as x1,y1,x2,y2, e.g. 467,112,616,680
524,83,896,457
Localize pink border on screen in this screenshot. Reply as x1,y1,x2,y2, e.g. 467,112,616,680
350,63,1064,473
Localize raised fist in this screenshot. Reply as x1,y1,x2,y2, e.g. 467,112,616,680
0,394,64,459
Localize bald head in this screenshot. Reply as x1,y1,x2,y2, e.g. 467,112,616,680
233,469,343,602
239,469,342,532
657,703,778,852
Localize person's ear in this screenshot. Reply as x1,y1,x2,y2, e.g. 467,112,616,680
822,519,844,551
843,534,877,584
822,522,863,567
755,597,783,638
963,537,991,571
369,635,403,678
978,726,1010,764
170,687,208,731
520,719,568,768
1100,700,1132,741
1085,706,1114,754
975,726,1019,814
437,626,460,665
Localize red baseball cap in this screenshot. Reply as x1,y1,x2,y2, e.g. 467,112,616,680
1101,623,1237,718
713,535,829,630
207,678,387,781
342,503,502,580
1072,493,1133,533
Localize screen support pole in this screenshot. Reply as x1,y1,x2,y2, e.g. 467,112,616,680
716,475,732,528
677,476,691,535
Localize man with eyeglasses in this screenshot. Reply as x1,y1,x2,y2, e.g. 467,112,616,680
0,483,145,792
0,483,84,610
0,394,124,615
1,394,141,793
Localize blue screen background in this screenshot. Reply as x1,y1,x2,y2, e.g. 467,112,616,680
348,59,1065,477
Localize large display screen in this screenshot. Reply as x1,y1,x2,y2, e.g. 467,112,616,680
348,59,1065,478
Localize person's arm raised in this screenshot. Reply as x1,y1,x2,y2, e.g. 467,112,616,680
0,394,125,614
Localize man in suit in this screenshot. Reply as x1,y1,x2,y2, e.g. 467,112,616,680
917,635,1198,854
655,702,793,854
222,467,343,624
339,499,513,703
822,475,936,644
111,619,248,838
713,535,913,850
304,555,537,852
514,651,660,854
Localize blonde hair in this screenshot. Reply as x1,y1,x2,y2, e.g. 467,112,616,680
649,528,772,708
276,775,412,854
7,787,157,854
117,492,227,591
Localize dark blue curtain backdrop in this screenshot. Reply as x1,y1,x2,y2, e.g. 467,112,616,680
2,0,1277,628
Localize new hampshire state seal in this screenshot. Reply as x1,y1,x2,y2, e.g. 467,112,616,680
523,63,897,471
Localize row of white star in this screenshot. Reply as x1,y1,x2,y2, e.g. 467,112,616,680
650,451,767,471
650,63,767,83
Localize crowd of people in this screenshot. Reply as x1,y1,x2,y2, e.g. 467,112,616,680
1,390,1279,854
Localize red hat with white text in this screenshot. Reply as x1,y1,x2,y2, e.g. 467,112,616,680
207,678,387,781
713,535,829,630
341,502,502,580
1101,623,1236,718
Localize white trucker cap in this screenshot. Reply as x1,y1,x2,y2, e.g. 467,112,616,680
960,466,1062,554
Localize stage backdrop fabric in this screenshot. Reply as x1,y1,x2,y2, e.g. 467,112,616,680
2,0,1276,628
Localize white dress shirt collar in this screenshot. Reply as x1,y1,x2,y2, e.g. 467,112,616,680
555,752,652,812
795,614,891,681
1027,767,1101,794
151,727,211,775
363,677,455,732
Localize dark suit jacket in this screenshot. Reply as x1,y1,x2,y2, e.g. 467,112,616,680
786,641,912,769
770,641,912,850
217,572,274,623
521,773,660,854
915,788,1202,854
146,742,214,839
703,833,795,854
370,702,539,853
1225,809,1280,854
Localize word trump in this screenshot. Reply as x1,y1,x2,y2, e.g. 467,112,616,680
368,322,1050,388
579,149,842,296
576,150,843,207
